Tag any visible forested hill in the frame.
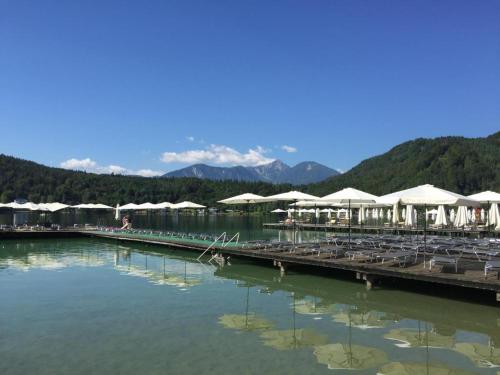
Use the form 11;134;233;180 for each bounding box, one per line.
307;132;500;196
0;155;290;206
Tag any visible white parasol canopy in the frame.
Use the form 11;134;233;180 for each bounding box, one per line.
118;203;141;210
378;184;479;206
72;203;113;209
155;202;173;209
37;202;70;212
135;202;160;210
271;208;287;213
320;187;378;204
171;201;206;209
467;191;500;203
5;202;49;211
218;193;268;204
265;191;320;202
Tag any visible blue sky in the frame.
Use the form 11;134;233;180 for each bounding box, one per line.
1;0;499;176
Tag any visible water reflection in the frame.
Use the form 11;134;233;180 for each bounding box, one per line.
1;239;500;374
384;327;455;349
314;343;388;370
378;361;479;375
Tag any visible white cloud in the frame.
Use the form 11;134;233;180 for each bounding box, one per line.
60;158;97;169
161;144;275;166
60;158;164;177
186;136;195;142
281;145;297;153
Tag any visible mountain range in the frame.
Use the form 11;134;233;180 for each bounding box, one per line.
163;160;340;185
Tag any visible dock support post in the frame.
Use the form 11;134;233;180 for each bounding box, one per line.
496;292;500;302
363;274;377;290
277;261;287;276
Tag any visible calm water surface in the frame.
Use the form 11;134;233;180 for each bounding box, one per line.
1;238;500;374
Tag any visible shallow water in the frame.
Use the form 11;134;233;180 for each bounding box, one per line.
1;238;499;374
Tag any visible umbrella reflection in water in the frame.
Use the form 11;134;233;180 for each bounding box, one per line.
314;307;387;370
259;292;328;350
219;286;274;331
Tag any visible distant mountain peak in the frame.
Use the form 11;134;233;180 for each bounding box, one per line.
163;160;340;185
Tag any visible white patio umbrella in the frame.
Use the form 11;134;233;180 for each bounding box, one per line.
391;204;399;224
118;203;141;210
319;188;377;248
488;203;500;228
6;202;49;211
72;203;113;209
468;191;500;229
470;209;476;224
404;205;414;226
38;202;70;212
218;195;266;240
358;206;366;224
454;206;468;227
264;191;319;247
468;191;500;203
135;202;160;210
379;184;479;207
218;193;268;205
155;202;173;209
435;205;448;226
450;209;456;223
271;208;287;213
171;201;206;209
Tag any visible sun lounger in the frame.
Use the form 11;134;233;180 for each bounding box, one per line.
484;260;500;279
429;255;459;273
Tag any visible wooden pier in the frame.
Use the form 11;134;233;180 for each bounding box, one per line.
78;230;500;299
2;229;500;301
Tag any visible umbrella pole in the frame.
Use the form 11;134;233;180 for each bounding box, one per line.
246;201;250;242
293;200;297;251
348;199;351;250
424;204;427;269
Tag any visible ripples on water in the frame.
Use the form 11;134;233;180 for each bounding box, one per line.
0;238;499;374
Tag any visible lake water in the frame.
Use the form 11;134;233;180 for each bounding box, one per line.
1;238;499;374
0;211;332;242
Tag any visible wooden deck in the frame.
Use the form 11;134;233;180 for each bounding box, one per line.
2;229;500;301
79;231;500;298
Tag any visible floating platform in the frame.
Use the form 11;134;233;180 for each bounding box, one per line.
2;229;500;301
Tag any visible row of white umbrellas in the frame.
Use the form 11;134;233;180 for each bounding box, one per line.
218;186;500;229
117;201;205;211
0;200;207;212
